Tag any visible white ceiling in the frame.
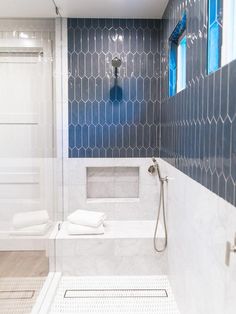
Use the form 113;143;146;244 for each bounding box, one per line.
0;0;168;19
56;0;168;19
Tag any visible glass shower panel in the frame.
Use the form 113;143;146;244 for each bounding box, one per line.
0;19;61;313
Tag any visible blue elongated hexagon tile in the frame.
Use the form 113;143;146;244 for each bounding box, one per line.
68;6;236;208
160;0;236;207
68;18;161;159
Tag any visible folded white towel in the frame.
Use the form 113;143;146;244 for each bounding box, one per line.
67;209;106;228
13;210;49;229
66;222;104;235
10;221;52;236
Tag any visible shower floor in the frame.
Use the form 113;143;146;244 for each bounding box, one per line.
0;277;45;314
49;276;180;314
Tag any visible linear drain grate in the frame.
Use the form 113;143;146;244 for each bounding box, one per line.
64;288;168;299
0;290;35;300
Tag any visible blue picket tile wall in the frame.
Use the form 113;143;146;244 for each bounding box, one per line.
160;0;236;206
68;19;161;158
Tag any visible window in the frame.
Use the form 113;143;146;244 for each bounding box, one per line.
177;35;187;93
208;0;221;73
208;0;236;73
169;12;187;97
221;0;236;66
169;42;177;97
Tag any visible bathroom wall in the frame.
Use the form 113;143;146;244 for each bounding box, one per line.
160;1;236;313
61;158;167;276
63;158;160;220
68;19;161;158
160;0;236;207
160;159;236;314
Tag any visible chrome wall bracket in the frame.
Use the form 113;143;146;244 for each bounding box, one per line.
225;234;236;266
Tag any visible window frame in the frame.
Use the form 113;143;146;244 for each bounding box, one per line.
221;0;236;67
176;32;187;93
207;0;222;74
168;12;187;97
207;0;236;74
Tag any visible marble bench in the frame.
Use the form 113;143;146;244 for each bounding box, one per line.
52;220;167;276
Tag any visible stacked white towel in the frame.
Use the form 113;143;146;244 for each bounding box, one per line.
11;210;51;236
66;209;106;235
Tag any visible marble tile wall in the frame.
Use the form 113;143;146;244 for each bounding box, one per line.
160;0;236;207
87;167;139;198
159;2;236;313
63;158;161;220
160;159;236;314
68;19;161;158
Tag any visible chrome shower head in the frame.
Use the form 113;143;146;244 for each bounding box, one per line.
148;165;156;174
112;57;122;68
148;157;162;181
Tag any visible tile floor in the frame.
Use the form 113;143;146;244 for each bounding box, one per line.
0;277;45;314
50;276;180;314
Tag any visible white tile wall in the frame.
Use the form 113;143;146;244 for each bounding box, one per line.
0;19;55;40
159;159;236;314
58;157;167;276
64;158;162;221
87;167;139;198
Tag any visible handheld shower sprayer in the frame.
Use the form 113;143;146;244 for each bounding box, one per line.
148;157;168;253
148;157;167;183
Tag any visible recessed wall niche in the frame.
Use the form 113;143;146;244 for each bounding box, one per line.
87;167;139;199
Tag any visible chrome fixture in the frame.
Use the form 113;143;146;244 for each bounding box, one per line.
112;57;122;68
225;234;236;266
148;164;156;175
148;157;168;253
112;57;122;77
148;157;168;183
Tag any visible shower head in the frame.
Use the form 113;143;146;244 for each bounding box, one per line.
148;165;156;174
112;57;122;68
148;157;162;181
148;157;158;175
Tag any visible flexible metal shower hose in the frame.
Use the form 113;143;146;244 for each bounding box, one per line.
154;179;168;252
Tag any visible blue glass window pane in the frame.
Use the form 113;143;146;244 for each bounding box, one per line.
169;43;177;96
208;23;220;73
177;36;187;92
169;12;187;96
209;0;217;25
169;12;187;44
208;0;221;74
